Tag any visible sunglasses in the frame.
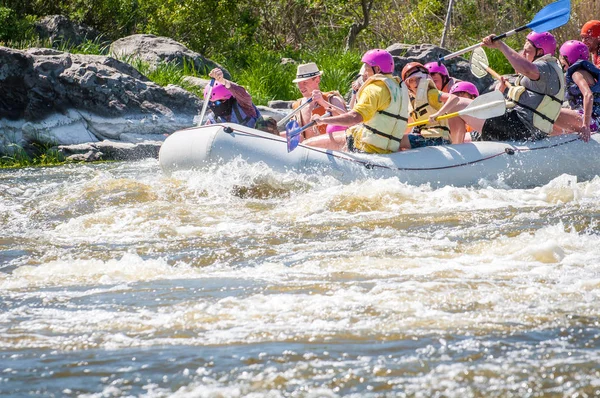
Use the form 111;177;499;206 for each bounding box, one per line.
405;67;428;80
210;100;225;106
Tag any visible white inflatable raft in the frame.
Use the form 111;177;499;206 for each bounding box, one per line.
159;123;600;188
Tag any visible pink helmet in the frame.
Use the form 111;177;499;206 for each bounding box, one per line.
326;125;346;134
204;81;232;101
361;49;394;74
449;81;479;97
424;62;449;77
559;40;590;65
526;31;557;56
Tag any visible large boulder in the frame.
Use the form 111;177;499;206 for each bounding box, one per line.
387;43;494;95
35;15;102;47
110;34;230;78
0;46;201;153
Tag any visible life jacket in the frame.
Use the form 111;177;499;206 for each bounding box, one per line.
409;78;451;140
293;91;345;136
594;52;600;69
209;100;261;128
350;74;408;153
505;55;565;134
565;59;600;118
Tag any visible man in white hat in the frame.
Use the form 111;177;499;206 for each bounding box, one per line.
290;62;347;140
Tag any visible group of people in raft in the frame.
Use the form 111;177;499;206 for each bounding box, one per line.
202;20;600;155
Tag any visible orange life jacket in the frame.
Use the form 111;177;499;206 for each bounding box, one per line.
292;91;345;136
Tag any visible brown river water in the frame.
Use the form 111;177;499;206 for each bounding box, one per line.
1;158;599;397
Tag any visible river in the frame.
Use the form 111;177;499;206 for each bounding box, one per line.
1;159;599;397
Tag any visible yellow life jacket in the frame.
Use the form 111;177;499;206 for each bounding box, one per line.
409;78;451;140
353;74;408;153
505;55;565;134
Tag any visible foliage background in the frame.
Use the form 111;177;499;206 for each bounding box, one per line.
0;0;598;104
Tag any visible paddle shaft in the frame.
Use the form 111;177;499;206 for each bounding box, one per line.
408;111;462;128
407;91;506;127
475;59;507;82
473;58;513;88
440;0;570;62
441;27;526;62
277;98;313;128
407;102;500;127
198;78;215;126
288;111;331;138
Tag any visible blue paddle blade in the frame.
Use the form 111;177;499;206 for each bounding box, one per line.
285;120;301;152
528;0;570;32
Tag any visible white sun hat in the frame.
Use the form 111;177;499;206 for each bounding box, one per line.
292;62;323;83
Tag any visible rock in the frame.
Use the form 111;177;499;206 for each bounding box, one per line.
110;34;230;78
0;46;202;154
256;106;289;123
268;100;294;109
58;140;162;161
181;76;211;90
386;43;414;57
66;149;103;162
387;43;494;95
35;15;102;47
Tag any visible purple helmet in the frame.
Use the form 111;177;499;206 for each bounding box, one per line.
424;62;449;77
527;31;557;56
449;81;479;97
204;81;232;101
361;49;394;74
559;40;590;65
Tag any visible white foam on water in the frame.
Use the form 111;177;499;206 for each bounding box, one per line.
3;220;599;352
0;253;195;290
3;160;600;395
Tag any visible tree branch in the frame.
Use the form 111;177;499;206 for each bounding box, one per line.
344;0;374;52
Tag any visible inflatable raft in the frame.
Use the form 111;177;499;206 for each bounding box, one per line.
159;123;600;188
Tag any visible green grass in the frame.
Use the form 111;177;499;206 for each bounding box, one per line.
0;143;65;168
483;37;521;75
0;37;53;49
234;53;297;105
1;36;110;55
122;47;362;106
229;47;362;105
125;57;204;97
57;36;111;55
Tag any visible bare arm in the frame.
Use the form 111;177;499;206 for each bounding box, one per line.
312;91;347;116
314;110;363;127
209;67;257;117
429;92;460;122
573;71;593;128
482;35;540;80
226;82;257;117
328;94;348;114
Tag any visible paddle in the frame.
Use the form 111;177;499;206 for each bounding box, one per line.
285;120;301;152
407;90;506;127
286;112;331;152
198;78;215;126
439;0;571;62
470;47;511;86
277;98;313;129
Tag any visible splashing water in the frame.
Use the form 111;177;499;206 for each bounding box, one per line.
1;159;600;397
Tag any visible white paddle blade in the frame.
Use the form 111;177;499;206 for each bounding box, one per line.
470;48;489;79
458;91;506;120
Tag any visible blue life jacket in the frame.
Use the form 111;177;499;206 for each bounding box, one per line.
208;100;261;128
565;59;600;118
